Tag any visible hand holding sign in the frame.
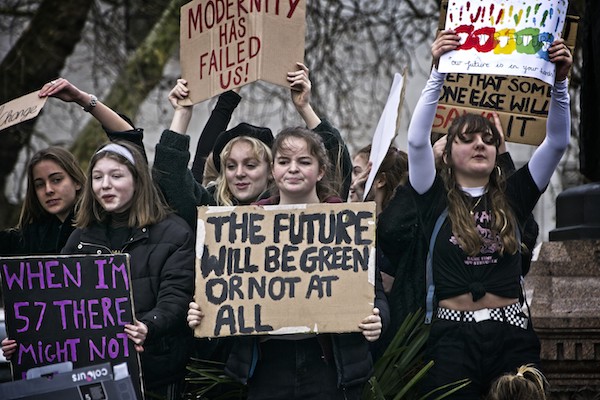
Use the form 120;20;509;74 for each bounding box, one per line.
38;78;89;104
289;62;311;111
1;338;17;360
0;91;47;132
359;308;382;342
432;30;461;68
187;301;204;329
548;38;573;82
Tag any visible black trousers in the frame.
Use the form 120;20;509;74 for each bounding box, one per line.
247;338;362;400
420;318;541;399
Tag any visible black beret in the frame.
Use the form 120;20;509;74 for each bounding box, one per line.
212;123;274;172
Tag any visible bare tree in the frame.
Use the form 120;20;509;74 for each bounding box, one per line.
0;0;91;227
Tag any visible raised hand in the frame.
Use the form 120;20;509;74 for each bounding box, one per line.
431;30;461;68
548;38;573;82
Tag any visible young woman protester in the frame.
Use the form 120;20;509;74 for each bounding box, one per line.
58;141;195;400
188;127;388;400
153;62;352;229
406;31;572;398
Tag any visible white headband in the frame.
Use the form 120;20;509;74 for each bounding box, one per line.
96;143;135;165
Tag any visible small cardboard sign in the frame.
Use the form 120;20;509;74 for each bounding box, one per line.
0;91;47;132
0;254;144;400
194;202;377;338
180;0;306;104
434;0;578;145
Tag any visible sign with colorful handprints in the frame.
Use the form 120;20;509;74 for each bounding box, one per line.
438;0;569;85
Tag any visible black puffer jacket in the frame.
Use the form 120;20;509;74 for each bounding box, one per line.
61;213;195;388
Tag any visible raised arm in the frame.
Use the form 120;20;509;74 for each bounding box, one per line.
290;62;353;198
39;78;134;132
528;39;572;190
153;80;214;230
407;30;460;194
289;62;321;129
191;89;242;182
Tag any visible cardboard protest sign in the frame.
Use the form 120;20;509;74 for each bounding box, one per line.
0;254;144;400
194;202;377;338
433;0;578;145
435;74;551;145
438;0;569;86
180;0;306;104
0;91;47;132
363;72;406;201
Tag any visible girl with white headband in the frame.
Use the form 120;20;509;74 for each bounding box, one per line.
60;140;194;400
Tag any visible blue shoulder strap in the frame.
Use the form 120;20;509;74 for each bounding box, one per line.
425;207;448;324
424;208;525;324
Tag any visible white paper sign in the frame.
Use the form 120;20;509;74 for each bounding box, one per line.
363;72;405;201
438;0;569;85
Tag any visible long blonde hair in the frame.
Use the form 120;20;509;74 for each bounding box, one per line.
442;114;518;256
214;136;272;206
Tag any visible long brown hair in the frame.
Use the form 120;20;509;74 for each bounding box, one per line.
75;141;168;228
18;147;85;229
273;127;337;201
442;114;518;256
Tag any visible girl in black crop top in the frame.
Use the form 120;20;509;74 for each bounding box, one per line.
406;30;573;399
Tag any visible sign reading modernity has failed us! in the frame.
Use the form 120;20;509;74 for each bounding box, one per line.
0;254;143;399
180;0;306;104
194;202;377;338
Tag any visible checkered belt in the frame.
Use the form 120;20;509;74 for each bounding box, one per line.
436;302;528;329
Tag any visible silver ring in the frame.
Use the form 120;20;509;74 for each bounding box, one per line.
50;80;56;85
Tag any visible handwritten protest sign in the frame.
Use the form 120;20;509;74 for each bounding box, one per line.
194;202;377;338
433;0;578;145
364;72;405;201
435;73;551;145
0;254;143;400
180;0;306;104
0;91;47;132
438;0;569;85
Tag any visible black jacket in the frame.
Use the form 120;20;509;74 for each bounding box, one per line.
61;213;195;388
0;212;76;256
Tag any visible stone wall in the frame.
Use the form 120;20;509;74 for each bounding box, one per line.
526;240;600;399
